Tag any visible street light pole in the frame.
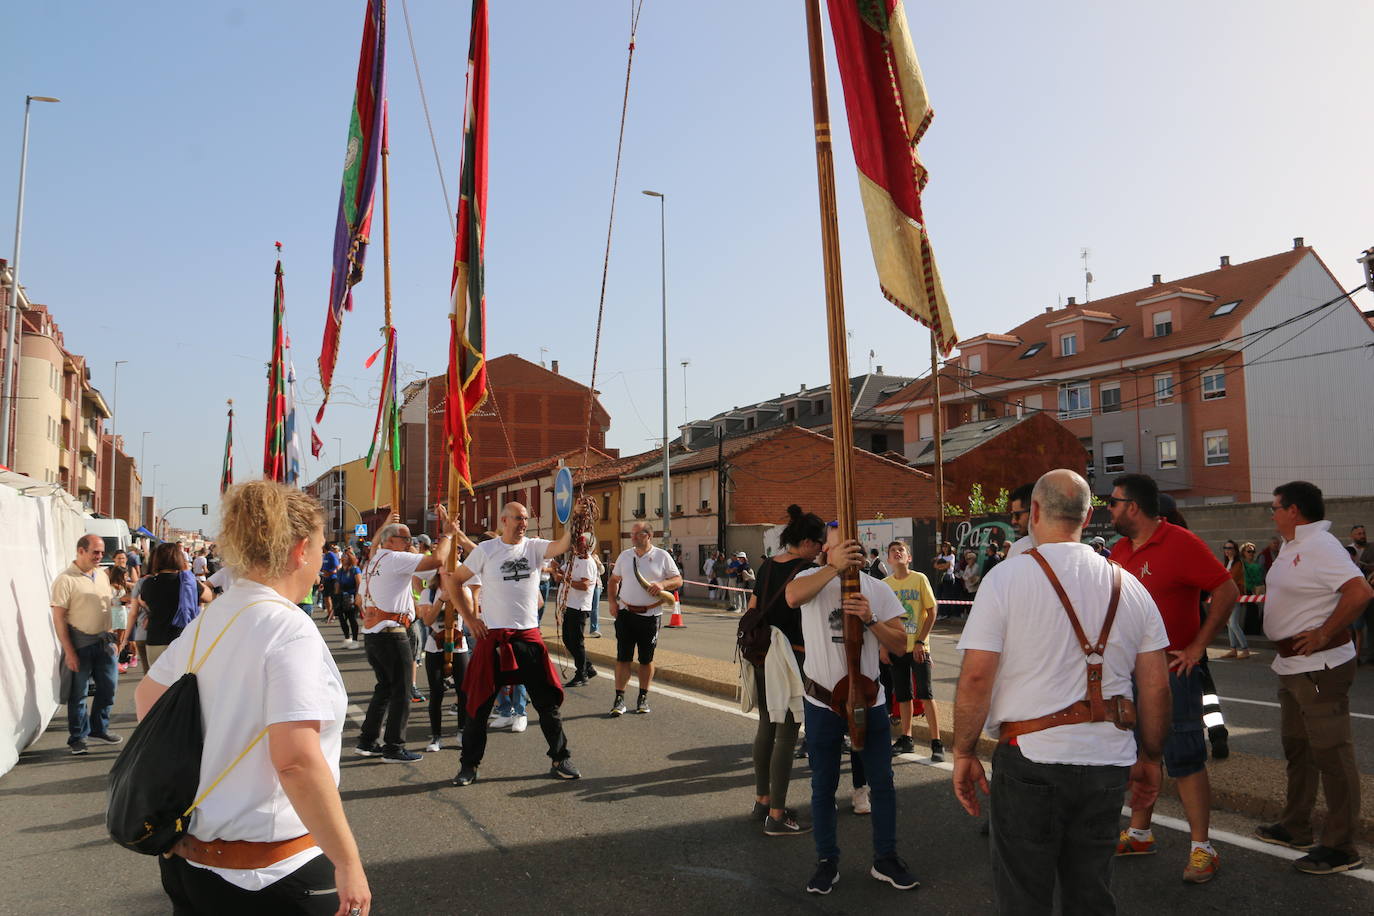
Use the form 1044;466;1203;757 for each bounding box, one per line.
108;359;126;515
332;436;343;539
680;359;690;425
642;189;670;550
139;431;149;493
0;95;60;466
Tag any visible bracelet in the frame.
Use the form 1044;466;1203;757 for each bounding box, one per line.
863;617;876;628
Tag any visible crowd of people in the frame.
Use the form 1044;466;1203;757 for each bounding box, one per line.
48;467;1374;913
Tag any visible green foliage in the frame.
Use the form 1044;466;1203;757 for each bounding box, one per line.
944;483;1009;518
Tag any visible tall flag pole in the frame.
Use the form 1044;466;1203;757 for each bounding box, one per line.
315;0;387;431
284;343;304;487
220;399;234;494
447;0;489;503
363;327;401;503
824;0;957;355
264;245;288;482
803;0;876;751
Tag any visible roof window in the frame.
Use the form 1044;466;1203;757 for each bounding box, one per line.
1102;325;1127;341
1210;299;1240;317
1020;342;1046;359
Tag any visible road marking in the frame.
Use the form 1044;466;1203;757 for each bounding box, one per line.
655;682;1374;883
1219;695;1374;722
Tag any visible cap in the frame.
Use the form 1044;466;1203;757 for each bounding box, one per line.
1090;536;1106;546
735;551;747;557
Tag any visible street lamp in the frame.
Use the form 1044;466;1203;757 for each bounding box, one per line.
642;189;670;550
332;436;343;538
680;358;690;425
0;95;61;465
108;359;127;515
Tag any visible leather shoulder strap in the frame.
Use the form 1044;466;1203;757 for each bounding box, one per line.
1094;562;1123;654
1026;548;1093;656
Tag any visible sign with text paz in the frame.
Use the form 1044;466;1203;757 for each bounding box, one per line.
555;466;574;525
354;524;368;537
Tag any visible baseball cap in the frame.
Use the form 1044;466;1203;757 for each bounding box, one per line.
735;551;746;557
1090;536;1106;546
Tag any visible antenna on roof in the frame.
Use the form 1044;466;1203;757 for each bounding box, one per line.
1081;247;1093;302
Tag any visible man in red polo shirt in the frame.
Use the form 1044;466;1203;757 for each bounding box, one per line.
1108;473;1239;884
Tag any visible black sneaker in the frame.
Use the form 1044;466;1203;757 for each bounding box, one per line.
1254;823;1316;851
635;696;651;715
891;735;915;755
381;745;422;763
69;740;88;756
410;686;425;703
551;758;581;780
871;855;920;890
452;764;479;786
763;814;811;836
563;676;588;688
1293;846;1363;875
610;697;627;717
1209;725;1230;760
585;666;598;679
750;801;769;821
807;858;839;894
354;741;383;757
930;739;945;763
87;732;123;746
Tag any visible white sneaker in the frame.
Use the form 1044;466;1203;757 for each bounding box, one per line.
342;639;356;649
851;786;871;815
490;714;514;730
511;715;528;733
425;737;441;752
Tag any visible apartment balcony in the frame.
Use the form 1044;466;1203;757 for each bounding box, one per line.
80;424;99;455
79;463;97;494
61;399;73;422
58;448;72;470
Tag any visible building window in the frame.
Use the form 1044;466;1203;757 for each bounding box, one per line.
1020;342;1046;359
1103;441;1125;474
636;491;646;516
1154;374;1174;404
871;433;889;453
1153;311;1173;337
1057;380;1091;419
1204;429;1229;466
745;416;756;430
1080;437;1095;477
1102;325;1128;341
1157;435;1178;469
1100;383;1121;413
785;405;796;421
698;477;709;508
1060;333;1077;357
918;412;933;440
1210;300;1240;317
1201;370;1226;400
967;354;982;373
1024;394;1043;412
813;399;826;414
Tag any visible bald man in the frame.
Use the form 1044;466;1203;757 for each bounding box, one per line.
607;521;682;716
444;502;578;786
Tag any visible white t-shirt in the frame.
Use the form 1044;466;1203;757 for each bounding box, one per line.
1264;520;1363;675
460;538;551;630
612;546;681;615
796;568;905;710
147;580;346;890
192;556;208;578
561;557;597;612
958;542;1168;767
360;549;425;633
1004;534;1035;559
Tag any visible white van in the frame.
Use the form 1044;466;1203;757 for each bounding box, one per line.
85;517;131;566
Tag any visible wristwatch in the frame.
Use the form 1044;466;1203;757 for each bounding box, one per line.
863;616;876;628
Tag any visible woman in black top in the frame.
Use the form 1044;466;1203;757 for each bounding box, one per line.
335;550;361;646
138;542;211;667
749;504;826;837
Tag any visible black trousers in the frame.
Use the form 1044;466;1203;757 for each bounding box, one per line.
562;608;591;676
461;639;570;767
424;649;469;736
159;852;336;915
360;629;413;748
335;592;359;641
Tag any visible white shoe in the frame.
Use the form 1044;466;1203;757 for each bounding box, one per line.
851;786;871;815
342;639;356;649
511;715;528;733
490;714;514;730
425;737;442;752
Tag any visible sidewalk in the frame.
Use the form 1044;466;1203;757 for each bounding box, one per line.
547;601;1374;844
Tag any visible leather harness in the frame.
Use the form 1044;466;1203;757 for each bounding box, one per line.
998;549;1137;743
173;833;316;870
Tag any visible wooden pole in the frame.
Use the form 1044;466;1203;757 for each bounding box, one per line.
930;334;946;552
380;139;401;516
804;0;872;750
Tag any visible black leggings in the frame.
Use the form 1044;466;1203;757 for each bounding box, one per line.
562;608;591;676
424;649;469;736
335;592;359;641
159;851;336;915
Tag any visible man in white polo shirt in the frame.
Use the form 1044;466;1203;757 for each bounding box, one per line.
444;501;578;787
51;534;120;755
607;521;682;717
353;505;456;764
1254;481;1372;875
953;470;1171;914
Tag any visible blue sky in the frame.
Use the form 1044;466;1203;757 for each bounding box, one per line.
5;1;1372;527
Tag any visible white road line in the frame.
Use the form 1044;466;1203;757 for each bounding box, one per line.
1219;695;1374;722
654;682;1373;882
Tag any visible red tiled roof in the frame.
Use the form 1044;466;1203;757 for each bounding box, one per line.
471;445;613;489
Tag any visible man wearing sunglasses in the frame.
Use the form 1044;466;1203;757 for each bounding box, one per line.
1002;483;1036;559
51;534;119;755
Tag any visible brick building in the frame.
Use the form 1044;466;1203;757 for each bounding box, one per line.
460;446;613;539
98;434;142;530
908;412;1088;507
876;242;1374;503
399;354;611;535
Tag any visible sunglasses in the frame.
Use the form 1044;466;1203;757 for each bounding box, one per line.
1106;496;1135;507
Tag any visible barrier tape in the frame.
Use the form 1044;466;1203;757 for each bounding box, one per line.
681;578;1267;604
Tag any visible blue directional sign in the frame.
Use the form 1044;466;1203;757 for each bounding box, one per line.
354;524;368;537
554;466;574;525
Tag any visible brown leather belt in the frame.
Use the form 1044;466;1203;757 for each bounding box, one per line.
361;606;414;629
173;833;316;870
619;602;657;613
1275;628;1351;658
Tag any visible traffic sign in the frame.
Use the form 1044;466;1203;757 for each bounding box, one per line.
554;466;574;525
354;524;368;537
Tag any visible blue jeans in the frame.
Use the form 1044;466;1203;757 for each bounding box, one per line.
67;639;118;744
497;684;528;717
590;584;601;633
804;700;896;863
1225;604;1249;650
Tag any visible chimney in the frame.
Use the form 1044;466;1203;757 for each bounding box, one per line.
1067;296;1077;306
550;359;559;374
1044;306;1054;314
1152;274;1162;285
876;365;884;374
1293;237;1304;249
799;384;805;393
1219;255;1230;267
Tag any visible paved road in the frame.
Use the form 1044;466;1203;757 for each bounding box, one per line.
3;614;1372;914
657;605;1374;770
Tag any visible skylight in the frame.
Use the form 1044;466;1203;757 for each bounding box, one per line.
1020;342;1046;359
1210;299;1240;317
1102;325;1128;341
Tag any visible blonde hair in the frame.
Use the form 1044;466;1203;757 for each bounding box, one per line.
219;480;324;579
